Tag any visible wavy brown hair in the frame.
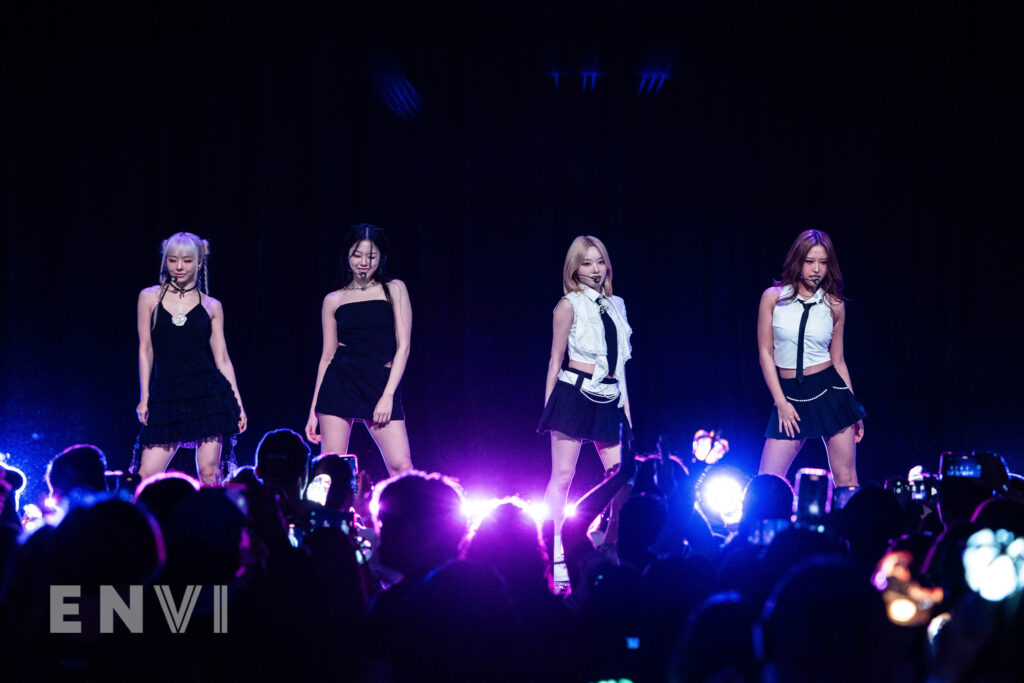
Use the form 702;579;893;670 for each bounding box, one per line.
774;229;845;304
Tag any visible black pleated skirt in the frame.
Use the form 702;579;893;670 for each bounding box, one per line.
538;380;632;444
765;366;866;440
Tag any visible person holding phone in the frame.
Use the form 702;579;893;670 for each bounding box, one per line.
756;229;865;486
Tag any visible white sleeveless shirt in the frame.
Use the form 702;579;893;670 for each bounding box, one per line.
558;287;632;407
772;285;833;369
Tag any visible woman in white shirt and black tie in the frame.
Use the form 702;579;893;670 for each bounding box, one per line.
756;229;865;486
538;235;633;528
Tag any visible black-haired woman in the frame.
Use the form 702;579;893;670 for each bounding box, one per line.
306;224;413;475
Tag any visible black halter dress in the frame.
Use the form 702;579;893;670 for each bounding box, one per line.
136;299;241;450
315;298;405;422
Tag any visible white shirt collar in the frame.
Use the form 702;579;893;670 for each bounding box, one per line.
782;284;825;304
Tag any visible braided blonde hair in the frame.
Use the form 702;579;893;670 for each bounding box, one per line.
152;232;211;329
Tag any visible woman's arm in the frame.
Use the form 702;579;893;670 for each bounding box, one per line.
136;289;157;424
828;299;854;392
621;369;632;427
616;296;632;426
208;298;247;432
758;287;800;438
373;280;412;425
828;299;864;442
544;298;574;404
306;292;340;442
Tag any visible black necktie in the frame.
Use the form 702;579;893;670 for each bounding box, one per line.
796;301;815;384
596;297;618;373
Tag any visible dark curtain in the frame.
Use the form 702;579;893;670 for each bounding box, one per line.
3;0;1021;504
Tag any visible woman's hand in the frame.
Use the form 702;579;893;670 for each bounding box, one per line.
136;400;149;425
853;419;865;443
776;400;801;438
238;408;248;433
373;394;394;426
305;413;321;444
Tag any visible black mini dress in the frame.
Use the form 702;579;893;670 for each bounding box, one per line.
315;298;405;422
137;300;241;448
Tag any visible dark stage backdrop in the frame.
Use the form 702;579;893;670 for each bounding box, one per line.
3;1;1022;506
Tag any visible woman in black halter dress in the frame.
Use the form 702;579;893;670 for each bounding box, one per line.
306;224;413;475
135;232;246;485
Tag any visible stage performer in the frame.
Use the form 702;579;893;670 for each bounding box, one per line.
539;235;633;528
756;228;865;485
135;232;246;485
306;224;413;475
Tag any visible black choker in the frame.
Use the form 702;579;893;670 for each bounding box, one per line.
170;283;197;298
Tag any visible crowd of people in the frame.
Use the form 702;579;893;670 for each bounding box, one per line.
1;433;1021;683
0;228;1018;680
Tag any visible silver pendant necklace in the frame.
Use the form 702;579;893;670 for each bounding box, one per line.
168;282;197;326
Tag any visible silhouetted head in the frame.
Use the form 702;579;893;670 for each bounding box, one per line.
52;497;165;586
255;428;311;500
759;557;896;683
46;444;108;500
739;474;795;538
133;471;201;531
373;471;466;578
671;591;760;683
838;486;908;567
463;499;547;588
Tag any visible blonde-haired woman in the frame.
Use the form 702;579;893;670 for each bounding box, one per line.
135;232;246;484
538;235;633;528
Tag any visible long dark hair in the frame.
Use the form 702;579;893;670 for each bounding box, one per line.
341;223;394;302
774;229;845;305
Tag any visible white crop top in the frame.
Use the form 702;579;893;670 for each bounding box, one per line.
772;285;833;369
558;287;632;407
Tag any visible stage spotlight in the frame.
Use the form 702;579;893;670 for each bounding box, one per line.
525;500;550;523
692;430;729;464
696;466;749;526
962;528;1024;602
461;497;500;522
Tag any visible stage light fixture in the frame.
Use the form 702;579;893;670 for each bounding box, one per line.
695;466;749;526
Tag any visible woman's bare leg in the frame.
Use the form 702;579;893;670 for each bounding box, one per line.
195;436;224;485
368;419;413;476
544;431;583;528
138;443;179;480
758;438;806;481
319;413;355;456
824;425;859;487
